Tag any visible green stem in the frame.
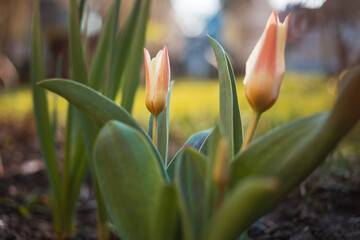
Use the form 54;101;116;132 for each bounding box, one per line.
152;114;158;148
241;111;261;150
90;177;110;240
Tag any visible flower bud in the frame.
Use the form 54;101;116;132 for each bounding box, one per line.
243;11;291;113
144;46;170;116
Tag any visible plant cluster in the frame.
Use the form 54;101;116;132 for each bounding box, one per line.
31;1;360;239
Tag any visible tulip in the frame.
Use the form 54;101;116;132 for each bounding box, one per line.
244;10;290;113
242;11;291;150
143;46;170;148
144;46;170;116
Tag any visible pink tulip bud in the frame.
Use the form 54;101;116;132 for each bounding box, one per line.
144;46;170;116
244;11;291;113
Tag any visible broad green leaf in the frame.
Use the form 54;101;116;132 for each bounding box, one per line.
208;36;243;156
230;113;327;186
226;65;360;233
175;147;207;240
31;1;62;228
94;120;165;240
198;128;215;156
187;128;214;152
120;0;151;112
88;0;119;90
77;114;110;235
151;185;178;240
148;81;174;165
167;128;213;180
325;64;360;139
39;79;142;132
203;125;223;223
167;148;184;181
201;177;279;240
38;79;168;180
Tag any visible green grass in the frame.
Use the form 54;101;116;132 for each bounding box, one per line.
0;73;335;143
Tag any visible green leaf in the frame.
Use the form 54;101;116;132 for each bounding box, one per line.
88;0;119;90
231;66;360;186
31;0;62;229
188;128;215;152
167;128;213;180
207;36;243;156
198;128;215;155
78;0;86;22
38;79;168;180
51;55;63;137
69;0;87;84
167;149;184;181
107;0;140;99
203;125;223;222
78;115;110;236
148;81;174;165
175;147;207;240
119;0;151;112
94;120;165;239
230;113;328;186
226;54;243;154
201;177;279;240
108;0;151;111
79;4;121;234
150;185;179;240
65;2;94;232
39;79;142;132
325;64;360;139
226;65;360;233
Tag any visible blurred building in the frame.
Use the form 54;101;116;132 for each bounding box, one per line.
284;0;360;75
0;0;359;86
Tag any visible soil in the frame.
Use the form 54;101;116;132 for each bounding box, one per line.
0;117;359;240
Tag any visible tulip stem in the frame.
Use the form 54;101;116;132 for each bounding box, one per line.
152;114;158;147
241;111;261;150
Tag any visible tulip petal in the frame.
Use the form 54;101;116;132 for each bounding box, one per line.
153;49;164;89
160;46;170;95
144;48;153;88
255;10;278;76
143;46;170;115
243;10;291;113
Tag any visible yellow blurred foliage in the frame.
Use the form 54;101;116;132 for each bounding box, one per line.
0;73;334;142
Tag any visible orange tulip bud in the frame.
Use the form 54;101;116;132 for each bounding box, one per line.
244;10;291;113
144;46;170;116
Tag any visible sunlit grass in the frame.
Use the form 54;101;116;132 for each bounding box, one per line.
133;72;335;142
0;73;335;143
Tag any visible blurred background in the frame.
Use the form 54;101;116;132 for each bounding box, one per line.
0;0;359;149
0;0;359;85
